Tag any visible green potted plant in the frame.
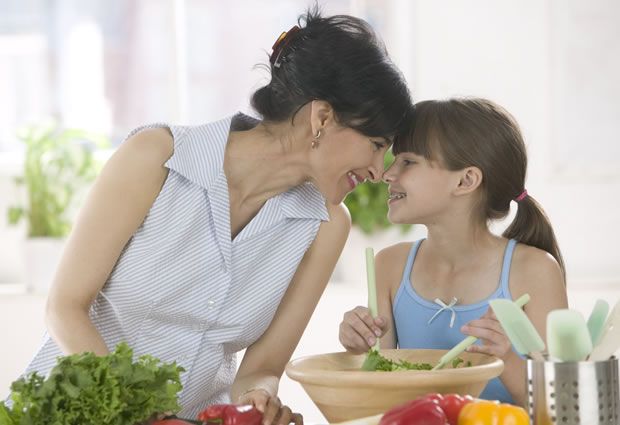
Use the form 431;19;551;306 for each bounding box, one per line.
7;122;108;292
344;151;411;235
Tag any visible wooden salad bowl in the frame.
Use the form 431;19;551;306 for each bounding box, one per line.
285;349;504;422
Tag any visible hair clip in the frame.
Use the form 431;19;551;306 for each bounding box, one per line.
270;25;301;68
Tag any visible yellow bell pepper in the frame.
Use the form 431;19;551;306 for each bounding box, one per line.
458;400;530;425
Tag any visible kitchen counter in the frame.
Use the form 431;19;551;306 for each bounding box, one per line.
1;281;619;422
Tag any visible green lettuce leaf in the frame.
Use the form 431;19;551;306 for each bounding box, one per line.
0;342;184;425
362;349;471;371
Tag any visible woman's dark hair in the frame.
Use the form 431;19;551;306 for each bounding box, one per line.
394;98;566;281
251;7;412;140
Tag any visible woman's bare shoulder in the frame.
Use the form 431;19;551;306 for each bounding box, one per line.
120;127;174;164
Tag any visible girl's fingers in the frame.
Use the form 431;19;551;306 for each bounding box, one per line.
342;308;379;347
463;327;512;357
463;325;510;347
467;343;498;356
339;320;371;353
462;326;502;345
374;316;386;328
464;318;505;336
462;308;513;357
339;307;390;353
470;340;512;357
348;333;372;352
352;306;383;337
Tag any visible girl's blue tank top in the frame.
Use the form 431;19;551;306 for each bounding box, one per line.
393;239;517;403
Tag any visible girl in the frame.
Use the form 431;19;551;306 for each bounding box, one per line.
338;98;568;406
13;8;412;424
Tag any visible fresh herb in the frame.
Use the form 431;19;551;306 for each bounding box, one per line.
0;342;184;425
452;357;464;368
361;349;471;372
391;359;433;371
361;349;432;371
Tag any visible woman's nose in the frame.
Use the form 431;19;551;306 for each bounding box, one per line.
367;153;387;183
367;167;383;183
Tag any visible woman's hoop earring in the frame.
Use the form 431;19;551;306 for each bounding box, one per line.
312;130;321;149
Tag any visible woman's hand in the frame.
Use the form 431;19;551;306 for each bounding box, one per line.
238;389;303;425
339;306;389;354
461;307;512;358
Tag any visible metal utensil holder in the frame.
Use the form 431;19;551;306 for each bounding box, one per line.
527;357;619;424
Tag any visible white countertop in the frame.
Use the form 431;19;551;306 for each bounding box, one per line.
1;281;619;422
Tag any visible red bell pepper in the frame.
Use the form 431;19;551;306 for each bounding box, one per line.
420;393;474;425
197;404;262;425
379;398;448;425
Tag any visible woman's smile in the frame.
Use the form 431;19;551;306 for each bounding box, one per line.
346;171;365;191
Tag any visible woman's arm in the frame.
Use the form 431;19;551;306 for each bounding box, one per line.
231;202;351;400
45;128;173;355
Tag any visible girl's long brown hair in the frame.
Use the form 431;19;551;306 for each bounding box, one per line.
394;98;565;281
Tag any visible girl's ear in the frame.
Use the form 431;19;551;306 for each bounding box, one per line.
454;166;483;196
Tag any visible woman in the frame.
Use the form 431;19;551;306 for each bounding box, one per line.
18;8;412;425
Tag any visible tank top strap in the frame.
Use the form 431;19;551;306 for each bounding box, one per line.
393;239;424;309
498;239;518;296
403;239;424;280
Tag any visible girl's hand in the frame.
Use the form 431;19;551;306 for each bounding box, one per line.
339;306;389;354
238;389;303;425
461;307;512;358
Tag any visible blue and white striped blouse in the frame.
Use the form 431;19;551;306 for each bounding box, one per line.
18;114;329;418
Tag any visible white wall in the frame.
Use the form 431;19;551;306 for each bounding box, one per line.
0;157;25;283
1;0;618;288
391;0;620;288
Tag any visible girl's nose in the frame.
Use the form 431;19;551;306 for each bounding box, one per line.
382;164;396;183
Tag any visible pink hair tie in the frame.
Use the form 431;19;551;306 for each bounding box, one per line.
515;189;528;202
